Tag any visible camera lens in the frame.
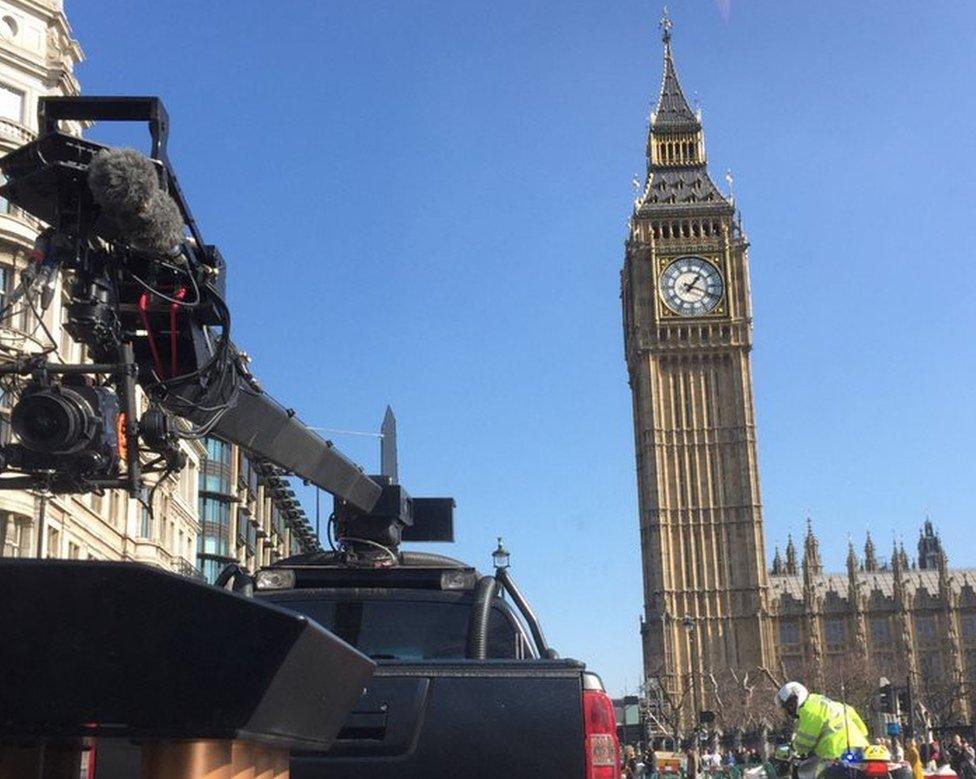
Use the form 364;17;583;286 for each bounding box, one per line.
11;389;90;454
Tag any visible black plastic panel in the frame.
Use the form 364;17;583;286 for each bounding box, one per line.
0;560;374;749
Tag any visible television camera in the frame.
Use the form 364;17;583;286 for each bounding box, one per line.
0;96;452;557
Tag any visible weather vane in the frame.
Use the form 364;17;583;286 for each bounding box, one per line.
659;6;672;44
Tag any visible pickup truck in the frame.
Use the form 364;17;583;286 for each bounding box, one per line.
254;549;621;779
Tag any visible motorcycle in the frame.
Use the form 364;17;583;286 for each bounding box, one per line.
744;745;914;779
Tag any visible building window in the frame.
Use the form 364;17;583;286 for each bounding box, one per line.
247;521;257;554
779;620;800;645
0;82;23;122
67;541;80;560
870;616;892;643
202;437;233;495
825;618;846;646
46;526;59;557
919;652;942;680
198;496;231;556
0;266;9;319
915;614;936;642
140;503;152;539
966;648;976;678
960;613;976;638
199;557;222;583
0;16;18;42
205;437;232;465
1;512;31;557
872;653;895;674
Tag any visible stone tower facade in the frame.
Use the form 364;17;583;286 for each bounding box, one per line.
622;13;772;715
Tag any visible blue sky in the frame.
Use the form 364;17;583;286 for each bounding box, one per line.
67;1;976;694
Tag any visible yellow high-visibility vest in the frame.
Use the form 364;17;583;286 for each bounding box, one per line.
792;693;869;759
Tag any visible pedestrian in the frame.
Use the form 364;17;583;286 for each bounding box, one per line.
905;739;924;779
892;738;905;762
929;741;942;771
687;746;700;779
959;740;976;779
624;745;640;779
948;735;965;775
920;740;931;767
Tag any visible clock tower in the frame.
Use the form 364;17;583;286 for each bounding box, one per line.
621;12;773;712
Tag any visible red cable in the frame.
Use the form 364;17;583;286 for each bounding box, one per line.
138;292;166;380
170;286;186;378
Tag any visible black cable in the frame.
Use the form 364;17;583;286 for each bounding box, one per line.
23;288;62;363
126;263;201;307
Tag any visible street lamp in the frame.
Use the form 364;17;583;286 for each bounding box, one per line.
492;537;510;571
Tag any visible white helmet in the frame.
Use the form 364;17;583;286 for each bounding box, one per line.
776;682;809;713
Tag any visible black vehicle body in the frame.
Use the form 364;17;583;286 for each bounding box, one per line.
255;552;612;779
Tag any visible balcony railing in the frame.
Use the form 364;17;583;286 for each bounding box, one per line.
0;117;36;147
172;557;205;580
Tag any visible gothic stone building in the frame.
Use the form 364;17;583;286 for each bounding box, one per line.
770;520;975;724
623;16;974;729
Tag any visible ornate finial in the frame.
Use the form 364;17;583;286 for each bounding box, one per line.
725;169;735;204
660;6;672;45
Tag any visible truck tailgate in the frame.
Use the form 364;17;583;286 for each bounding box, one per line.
292;659;586;778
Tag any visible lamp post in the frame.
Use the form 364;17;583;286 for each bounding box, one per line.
492;537;510;572
683;614;700;741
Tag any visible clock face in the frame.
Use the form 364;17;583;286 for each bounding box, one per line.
659;256;724;316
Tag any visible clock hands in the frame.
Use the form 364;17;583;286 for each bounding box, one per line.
682;274;704;295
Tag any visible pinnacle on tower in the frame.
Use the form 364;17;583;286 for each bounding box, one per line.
917;516;944;570
846;540;859;576
785;534;798;575
803;517;823;575
891;537;904;573
898;542;910;571
651;8;700;132
771;545;784;575
863;531;878;572
637;9;729;211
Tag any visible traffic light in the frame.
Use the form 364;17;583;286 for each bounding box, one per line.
879;682;894;714
897;689;911;717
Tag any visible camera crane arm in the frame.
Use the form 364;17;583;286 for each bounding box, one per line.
0;96;381;513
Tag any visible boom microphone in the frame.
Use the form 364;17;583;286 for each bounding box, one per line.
87;147;185;255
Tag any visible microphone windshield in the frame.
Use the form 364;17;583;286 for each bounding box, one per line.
88;147;184;254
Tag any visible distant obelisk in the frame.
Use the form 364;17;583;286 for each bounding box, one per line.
380;406;398;483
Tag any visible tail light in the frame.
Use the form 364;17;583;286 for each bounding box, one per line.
80;737;97;779
862;761;890;777
582;688;620;779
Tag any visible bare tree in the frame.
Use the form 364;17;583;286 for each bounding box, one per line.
646;664;693;745
705;666;782;749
